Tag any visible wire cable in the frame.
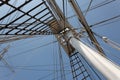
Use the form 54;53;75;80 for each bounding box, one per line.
84;0;93;16
58;42;66;80
67;0;116;19
90;14;120;27
7;40;57;58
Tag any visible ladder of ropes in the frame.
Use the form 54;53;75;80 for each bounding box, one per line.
69;51;92;80
0;0;120;80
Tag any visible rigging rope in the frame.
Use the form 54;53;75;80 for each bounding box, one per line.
78;51;104;80
0;35;34;44
87;0;116;12
0;45;15;73
90;14;120;27
1;0;18;34
67;0;116;19
91;38;120;61
94;32;120;51
69;51;94;80
7;40;57;58
58;43;66;80
87;32;120;62
69;36;120;79
84;0;93;16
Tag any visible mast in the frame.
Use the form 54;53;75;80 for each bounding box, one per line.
46;0;120;79
0;0;120;79
67;31;120;80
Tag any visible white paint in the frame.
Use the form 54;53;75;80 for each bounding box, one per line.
69;37;120;80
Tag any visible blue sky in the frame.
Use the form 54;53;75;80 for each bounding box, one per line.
0;0;120;80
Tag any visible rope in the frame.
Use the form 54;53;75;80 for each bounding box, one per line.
90;14;120;27
94;32;120;51
67;0;116;19
58;43;66;80
78;52;103;80
84;0;93;16
7;40;57;58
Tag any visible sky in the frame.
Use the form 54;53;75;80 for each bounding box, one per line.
0;0;120;80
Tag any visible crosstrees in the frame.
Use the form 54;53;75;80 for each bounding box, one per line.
4;3;48;34
0;0;56;35
0;0;119;80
